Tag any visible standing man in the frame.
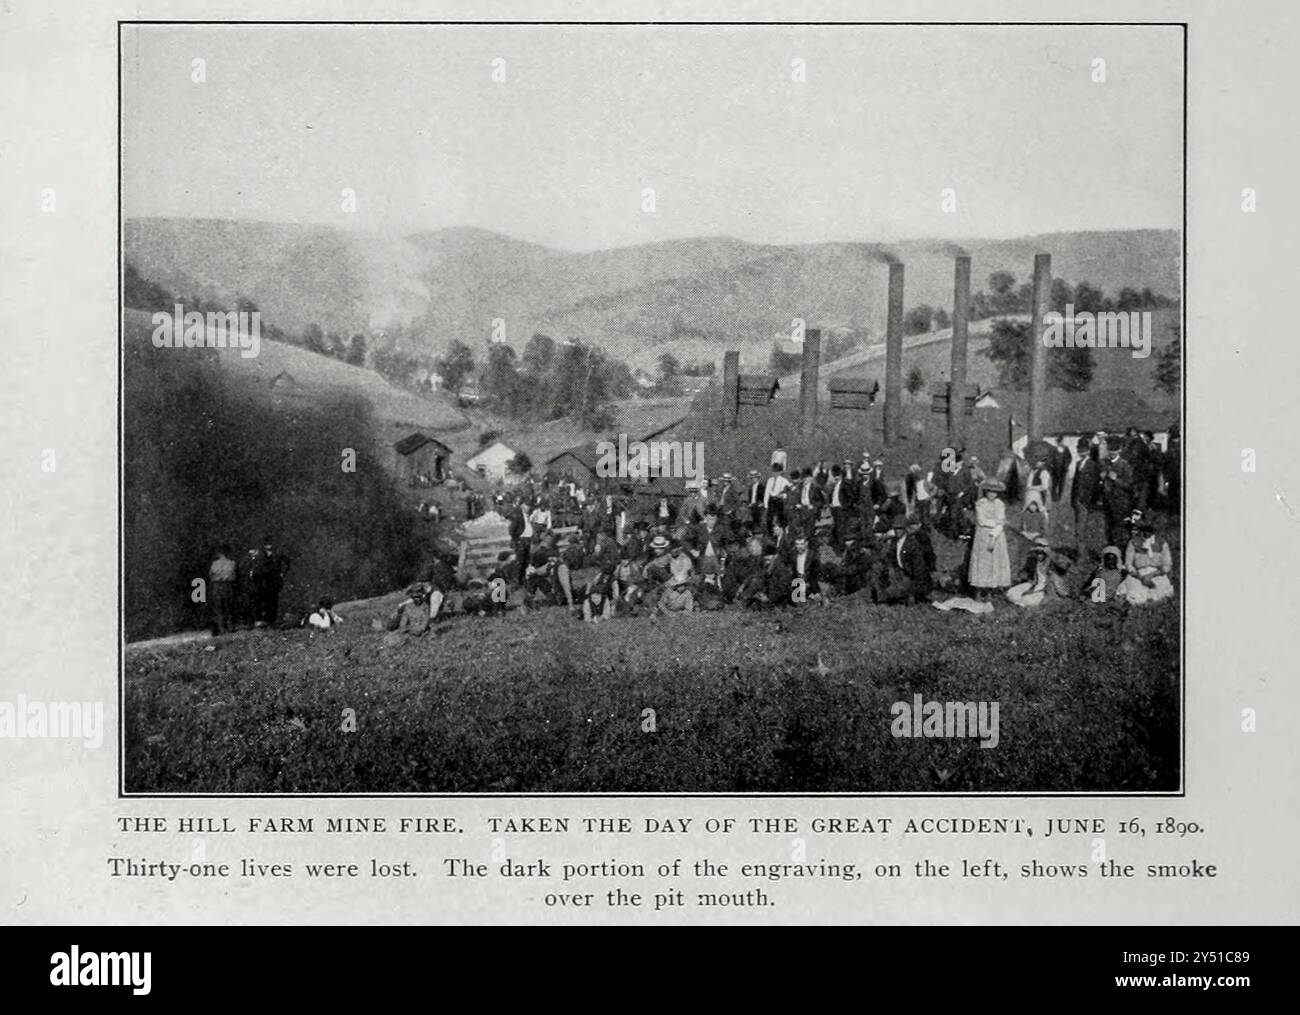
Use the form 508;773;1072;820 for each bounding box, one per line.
208;544;237;635
746;469;765;535
252;537;289;627
763;462;791;535
1101;446;1136;548
1070;444;1101;554
509;497;535;570
827;464;854;548
792;468;824;534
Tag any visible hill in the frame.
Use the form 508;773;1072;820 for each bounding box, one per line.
125;219;1180;372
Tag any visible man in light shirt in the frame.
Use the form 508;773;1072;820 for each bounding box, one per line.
763;462;792;534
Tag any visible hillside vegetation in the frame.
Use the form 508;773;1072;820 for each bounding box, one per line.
125;218;1179;371
123;315;429;640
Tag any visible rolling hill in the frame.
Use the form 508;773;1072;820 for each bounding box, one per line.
125;218;1180;372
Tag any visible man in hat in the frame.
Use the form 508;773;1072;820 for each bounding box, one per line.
791;467;825;533
867;459;889;511
879;517;936;605
689;504;731;563
1101;446;1136;547
1070;443;1102;552
762;461;791;534
875;481;908;537
745;469;765;534
251;537;290;627
826;464;855;548
382;583;433;637
658;541;697;613
715;472;739;519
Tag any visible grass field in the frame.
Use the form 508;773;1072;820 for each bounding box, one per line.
124;591;1180;795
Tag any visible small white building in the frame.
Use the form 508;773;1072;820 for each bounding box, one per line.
465;440;521;482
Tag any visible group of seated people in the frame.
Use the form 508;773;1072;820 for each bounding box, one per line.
371;489;1174;635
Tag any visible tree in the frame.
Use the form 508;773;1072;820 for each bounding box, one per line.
507;452;533;476
345;333;367;367
522;333;556;375
1053;346;1095;392
482;343;521;405
1154;325;1181;395
906;365;925;397
302;323;327;355
932;307;950;330
657;352;680;384
988;271;1016;296
1072;281;1105;314
478;429;500;447
1115;287;1143;311
1050;279;1073;314
904;305;934;336
435;340;476;395
983;318;1094;392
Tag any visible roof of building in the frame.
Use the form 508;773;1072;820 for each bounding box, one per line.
394;432;453;456
466;440;518;466
993;386;1178;436
828;376;880;394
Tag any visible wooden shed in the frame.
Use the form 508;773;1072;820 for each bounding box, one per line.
393;432;452;484
829;376;880;410
737;374;780;406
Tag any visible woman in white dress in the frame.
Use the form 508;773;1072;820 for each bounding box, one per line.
968;479;1011;598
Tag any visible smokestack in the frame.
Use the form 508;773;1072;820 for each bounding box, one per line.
1027;253;1051;439
949;255;971;444
722;350;740;430
799;328;821;433
884;261;904;446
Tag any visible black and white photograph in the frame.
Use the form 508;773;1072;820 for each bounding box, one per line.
120;22;1184;795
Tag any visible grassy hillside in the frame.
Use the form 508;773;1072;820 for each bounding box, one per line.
123;312;435;640
125;218;1180;372
124;592;1179;793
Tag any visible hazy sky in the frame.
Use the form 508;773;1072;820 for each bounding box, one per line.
121;24;1183;251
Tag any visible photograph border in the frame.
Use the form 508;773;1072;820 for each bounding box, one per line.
116;17;1188;799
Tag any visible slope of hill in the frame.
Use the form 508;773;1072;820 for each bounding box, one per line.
123;309;469;441
125;218;1180;372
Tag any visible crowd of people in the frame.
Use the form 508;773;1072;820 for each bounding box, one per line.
205;539;291;635
371;424;1180;633
205;424;1178;636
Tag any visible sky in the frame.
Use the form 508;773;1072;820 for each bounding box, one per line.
121;24;1184;251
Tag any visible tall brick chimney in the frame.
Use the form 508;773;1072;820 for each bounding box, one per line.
722;350;740;429
949;255;971;445
883;262;904;447
799;328;821;433
1027;253;1051;439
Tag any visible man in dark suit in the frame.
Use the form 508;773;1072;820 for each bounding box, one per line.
1101;447;1136;547
745;469;765;535
879;519;935;604
1071;445;1102;552
784;532;821;602
791;468;825;534
508;498;534;572
826;464;855;548
689;505;732;564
